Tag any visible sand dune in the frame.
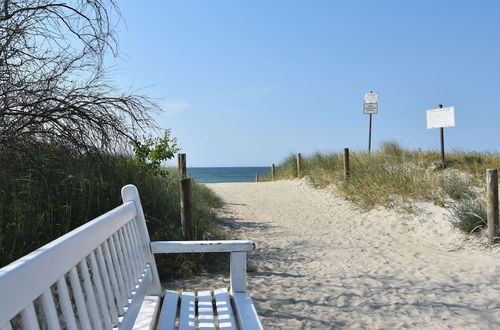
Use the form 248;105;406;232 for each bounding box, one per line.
171;180;500;329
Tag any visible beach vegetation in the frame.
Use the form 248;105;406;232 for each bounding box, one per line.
263;141;498;235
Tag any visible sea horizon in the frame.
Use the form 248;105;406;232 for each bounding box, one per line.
188;166;270;183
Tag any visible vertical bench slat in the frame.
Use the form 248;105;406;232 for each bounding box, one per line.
106;238;128;309
56;278;78;330
40;290;61;330
96;246;120;324
116;229;135;292
89;251;113;329
20;303;40;330
197;291;215;329
112;232;131;294
214;288;236;330
130;219;146;264
101;242;125;316
79;259;103;330
157;290;179;330
121;223;139;281
179;292;196;330
68;267;92;329
127;221;143;277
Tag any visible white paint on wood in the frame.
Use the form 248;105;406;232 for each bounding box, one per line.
132;295;161;330
0;201;136;325
116;229;134;292
157;290;179;330
20;303;40;330
232;293;263;330
230;252;247;294
214;288;236;330
40;290;60;330
197;291;215;329
150;240;255;254
179;292;196;330
68;267;92;329
79;259;103;330
96;245;121;322
0;321;13;330
107;236;129;307
56;277;78;330
121;185;161;295
89;251;113;329
119;265;153;330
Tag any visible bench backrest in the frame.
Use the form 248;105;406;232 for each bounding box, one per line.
0;185;161;329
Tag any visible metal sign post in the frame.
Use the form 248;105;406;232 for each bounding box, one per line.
363;92;378;153
426;104;455;168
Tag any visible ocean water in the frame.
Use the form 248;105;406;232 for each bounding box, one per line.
188;167;270;183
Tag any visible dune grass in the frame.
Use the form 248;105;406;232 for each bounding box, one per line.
262;141;498;234
0;143;224;279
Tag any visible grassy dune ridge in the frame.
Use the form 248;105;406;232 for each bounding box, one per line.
263;142;498;234
0;144;224;278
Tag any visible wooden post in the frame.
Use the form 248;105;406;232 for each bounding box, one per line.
179;178;193;240
296;153;302;178
486;169;499;245
343;148;350;180
272;164;276;181
255;173;259;182
178;153;187;178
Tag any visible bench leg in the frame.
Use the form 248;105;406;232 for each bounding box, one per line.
230;252;246;293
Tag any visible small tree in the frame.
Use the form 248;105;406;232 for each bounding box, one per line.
130;129;180;177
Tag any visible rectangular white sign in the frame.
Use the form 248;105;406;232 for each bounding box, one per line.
363;103;378;114
426;106;455;129
364;92;378;104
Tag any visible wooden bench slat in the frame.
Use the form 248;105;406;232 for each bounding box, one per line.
40;290;61;330
96;245;121;324
89;251;113;329
80;259;103;330
68;267;92;329
157;290;179;330
179;292;196;330
106;237;129;309
56;277;78;330
232;293;263;330
116;229;134;294
197;291;215;329
132;295;161;330
0;321;13;330
21;303;40;330
214;288;236;330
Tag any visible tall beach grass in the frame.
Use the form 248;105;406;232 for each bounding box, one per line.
0;143;224;279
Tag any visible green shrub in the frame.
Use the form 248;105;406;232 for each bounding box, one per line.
448;198;487;234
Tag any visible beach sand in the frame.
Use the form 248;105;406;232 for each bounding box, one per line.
169;180;500;329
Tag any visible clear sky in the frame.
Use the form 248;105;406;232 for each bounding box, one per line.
108;1;500;167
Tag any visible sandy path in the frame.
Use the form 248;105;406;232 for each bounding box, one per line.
172;180;500;329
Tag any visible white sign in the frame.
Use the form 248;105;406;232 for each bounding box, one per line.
364;92;378;104
363;103;378;114
426;106;455;129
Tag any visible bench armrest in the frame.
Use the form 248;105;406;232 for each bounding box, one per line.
150;240;255;254
150;240;254;293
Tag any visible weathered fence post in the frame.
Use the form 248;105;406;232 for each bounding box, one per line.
343;148;350;180
272;164;276;181
178;153;187;178
296;153;302;178
255;173;259;182
486;169;499;245
179;177;193;240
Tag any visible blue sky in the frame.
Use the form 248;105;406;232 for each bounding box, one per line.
108;1;500;167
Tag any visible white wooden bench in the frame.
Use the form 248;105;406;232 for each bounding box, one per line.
0;184;262;329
